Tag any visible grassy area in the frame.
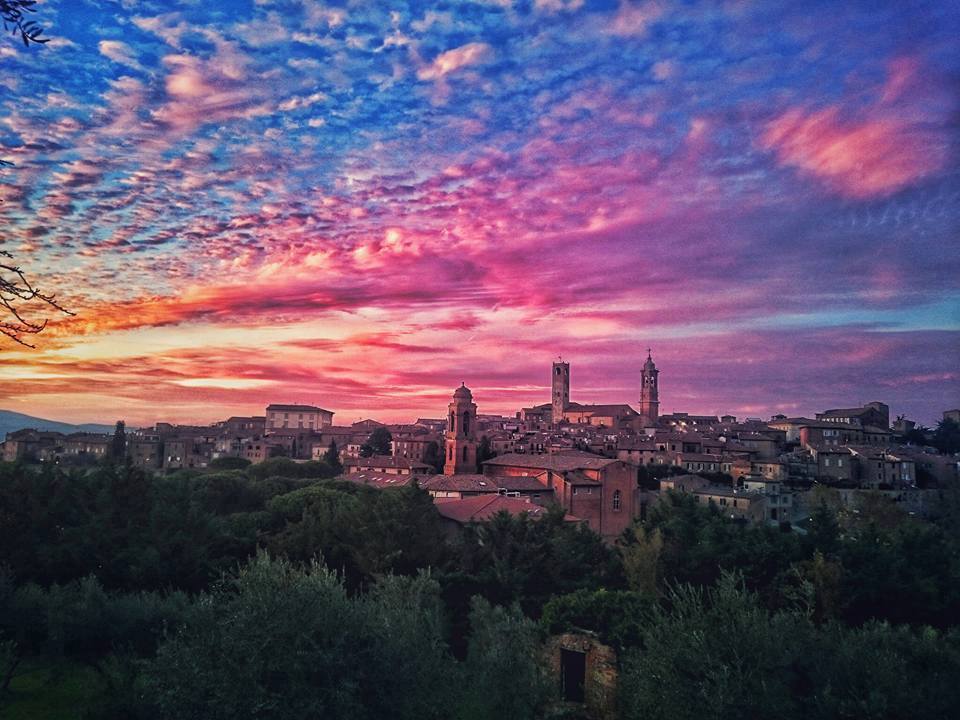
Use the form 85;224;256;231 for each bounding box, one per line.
0;657;106;720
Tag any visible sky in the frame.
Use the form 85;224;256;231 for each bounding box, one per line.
0;0;958;427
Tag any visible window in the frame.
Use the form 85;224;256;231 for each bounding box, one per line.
463;446;468;461
612;490;621;511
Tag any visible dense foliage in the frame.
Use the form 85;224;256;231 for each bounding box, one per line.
2;458;959;718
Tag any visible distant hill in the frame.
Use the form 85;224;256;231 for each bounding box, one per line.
0;410;114;439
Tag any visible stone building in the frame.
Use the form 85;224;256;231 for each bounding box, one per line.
265;404;334;433
816;401;890;429
546;632;618;719
482;451;636;539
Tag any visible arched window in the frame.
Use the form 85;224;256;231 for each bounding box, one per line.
462;411;470;435
463;446;468;461
448;445;453;460
449;412;455;432
613;489;622;511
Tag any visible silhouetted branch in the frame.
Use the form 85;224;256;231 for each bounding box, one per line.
0;250;73;347
1;0;48;46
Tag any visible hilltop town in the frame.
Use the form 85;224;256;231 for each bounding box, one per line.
5;352;958;539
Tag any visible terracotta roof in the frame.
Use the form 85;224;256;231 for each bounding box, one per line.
434;495;552;523
678;452;723;462
564;470;602;486
420;473;551;493
420;474;499;493
267;404;333;413
820;407;871;416
339;472;418;489
692;485;762;499
482;451;618;472
565;403;638;416
344;455;431;470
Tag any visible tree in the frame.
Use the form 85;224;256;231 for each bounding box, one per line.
541;588;653;650
360;426;392;457
903;424;930;446
476;435;496;465
140;553;457;720
322;440;342;475
456;598;548;720
619;524;663;595
208;456;251;471
933;418;960;455
423;440;444;473
111;420;127;461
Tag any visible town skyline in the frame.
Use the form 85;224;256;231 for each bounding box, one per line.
1;0;958;430
2;349;955;429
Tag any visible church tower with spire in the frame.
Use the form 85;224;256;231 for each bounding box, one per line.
639;350;659;425
444;383;478;474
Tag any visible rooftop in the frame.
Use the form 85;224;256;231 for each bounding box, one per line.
339;472;418;489
434;495;554;523
483;451;618;472
266;404;333;413
344;455;431;470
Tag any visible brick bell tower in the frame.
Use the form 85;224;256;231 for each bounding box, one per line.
552;359;570;424
444;383;478;474
639;349;659;425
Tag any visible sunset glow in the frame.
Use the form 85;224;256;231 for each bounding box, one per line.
1;0;957;425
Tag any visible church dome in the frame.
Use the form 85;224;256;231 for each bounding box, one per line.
453;383;473;399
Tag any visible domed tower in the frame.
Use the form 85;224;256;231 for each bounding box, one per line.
444;383;478;474
639;349;659;425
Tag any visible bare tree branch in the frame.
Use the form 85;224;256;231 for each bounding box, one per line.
0;1;67;348
0;249;74;347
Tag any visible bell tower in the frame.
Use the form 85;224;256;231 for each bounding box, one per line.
552;359;570;424
444;383;478;474
639;349;659;425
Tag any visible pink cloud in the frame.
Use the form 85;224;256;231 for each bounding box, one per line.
759;57;950;199
606;1;665;37
760;108;944;199
417;42;493;81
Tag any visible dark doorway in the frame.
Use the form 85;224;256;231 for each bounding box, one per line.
560;648;586;702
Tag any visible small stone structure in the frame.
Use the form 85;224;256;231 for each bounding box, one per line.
545;631;618;720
